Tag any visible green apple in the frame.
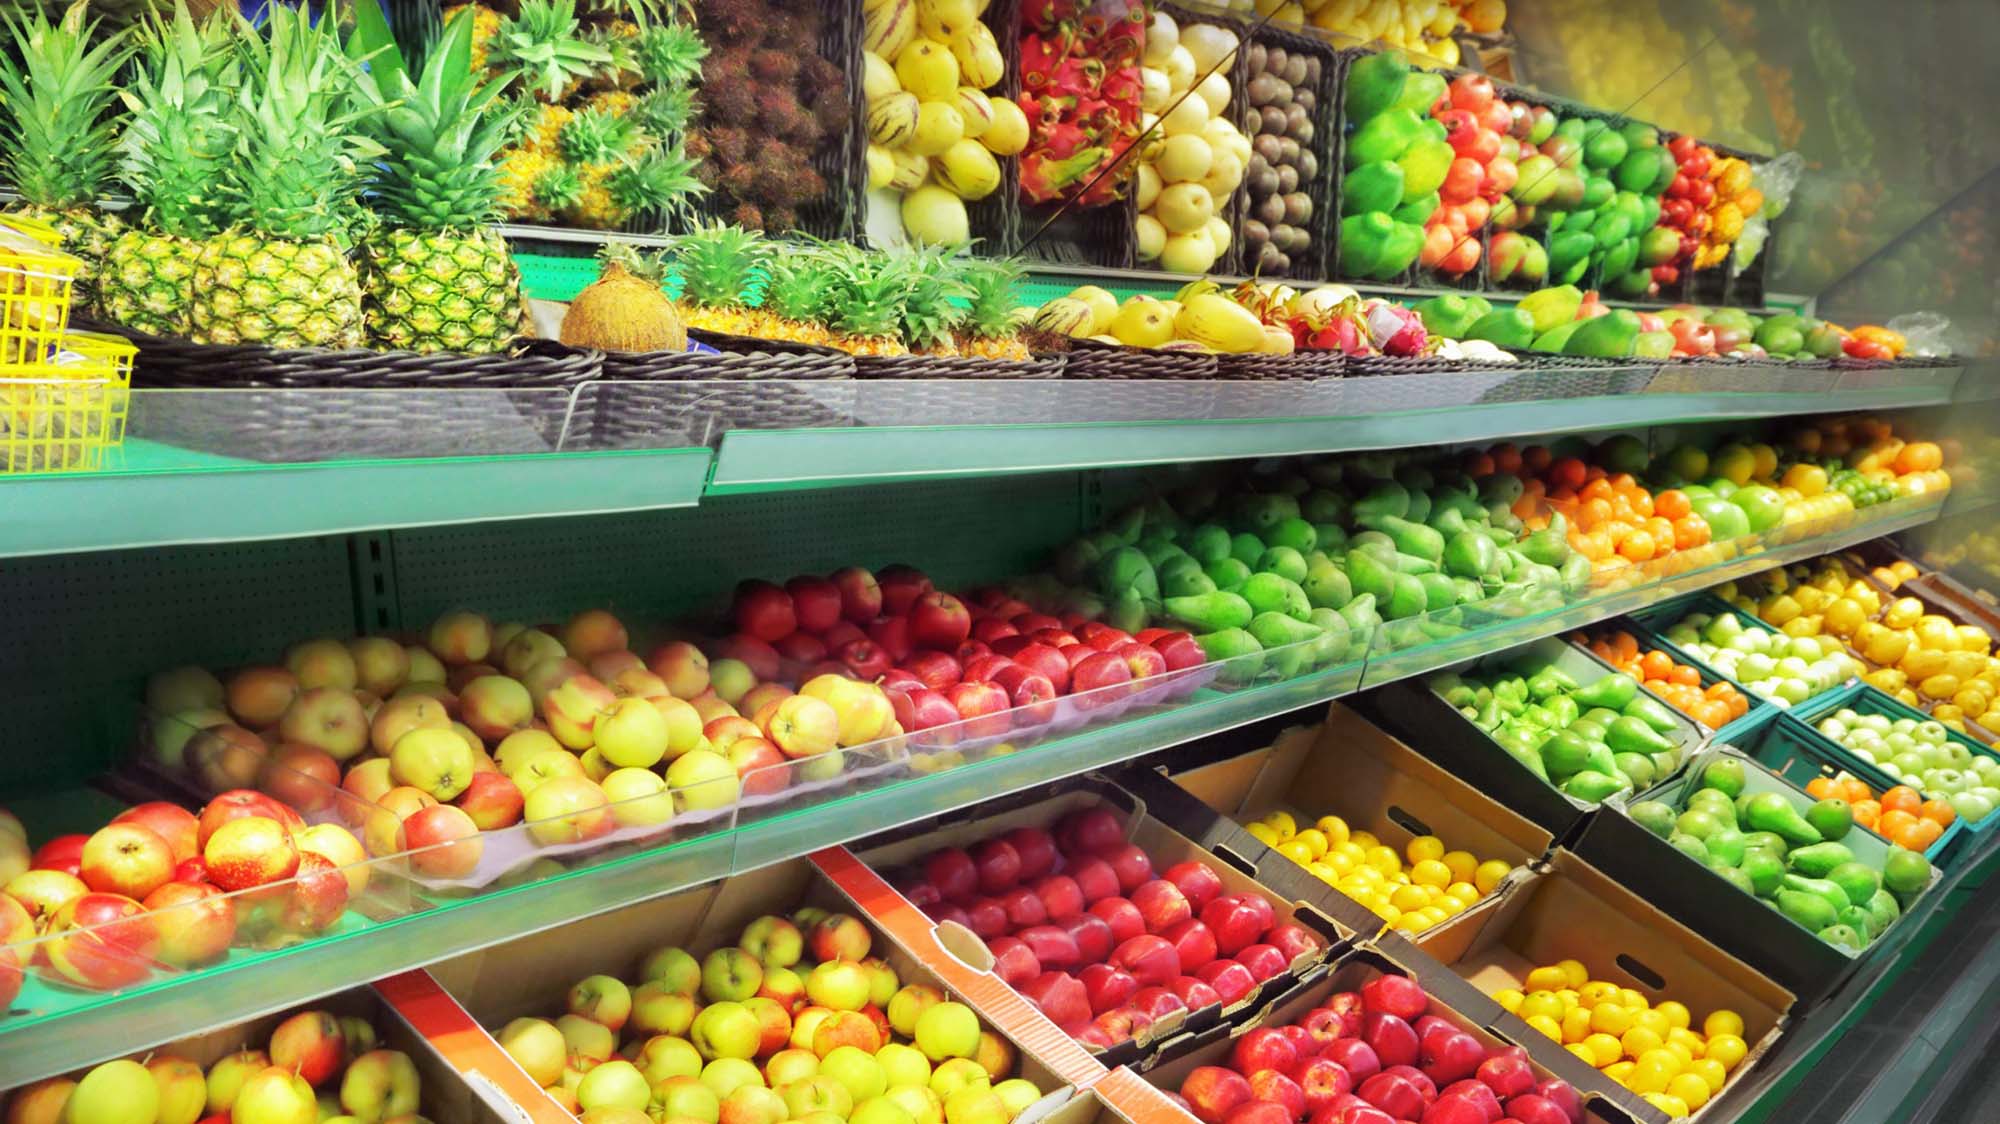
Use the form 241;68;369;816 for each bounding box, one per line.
780;1075;855;1120
569;974;634;1032
719;1084;789;1124
603;767;676;829
885;1084;945;1124
942;1086;1010;1124
993;1079;1042;1116
577;1060;652;1113
338;1050;419;1121
206;1050;270;1115
851;1096;919;1124
914;1002;981;1062
875;1043;933;1090
652;1075;722;1123
498;1017;568;1087
558;1013;617;1064
68;1060;161;1124
887;985;945;1038
703;948;765;1002
763;1048;820;1088
667;748;742;812
597;697;671;769
701;1057;766;1100
806;961;872;1012
640;946;702;994
692;1001;762;1060
820;1045;888;1103
636;1034;704;1084
928;1058;990;1100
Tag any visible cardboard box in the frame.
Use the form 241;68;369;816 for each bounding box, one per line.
1418;850;1796;1124
1352;636;1708;840
851;777;1356;1068
1134;942;1642;1124
18;983;540;1123
1136;703;1554;947
423;853;1104;1111
1029;1081;1145;1124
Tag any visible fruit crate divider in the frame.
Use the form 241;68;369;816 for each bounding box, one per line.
1234;13;1339;283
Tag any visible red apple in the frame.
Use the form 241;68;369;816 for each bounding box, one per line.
1169;974;1222;1010
959;655;1015;684
902;651;963;692
1113;641;1168;683
942;682;1010;739
453;771;525;831
30;833;87;876
1071;858;1120;905
142;880;235;967
989;665;1057;725
1152;633;1206;672
1421;1030;1486;1085
821;621;866;652
867;618;913;663
270;1010;348;1087
79;823;175;901
1161;861;1225;912
971;839;1022;893
986;936;1040;987
1130;986;1189;1024
1080;962;1140;1014
1004;644;1071;695
997;887;1045;930
1325;992;1365;1036
1301;1006;1351;1048
45;891;156;989
1032;874;1084;922
783;576;842;634
1223;1100;1292;1124
1131;879;1190;932
1087;894;1143;942
1015;924;1081;971
1357;1070;1427;1120
728;737;789;797
1030;628;1078;649
923;848;978;903
110;803;200;864
1238;944;1288;983
280;851;350;935
1231;1026;1299;1076
1529;1081;1583;1124
1082;1006;1151;1046
970;618;1018;646
203;816;298;892
905;688;964;736
1162;918;1218;973
1058;911;1115;965
1201;894;1276;955
1474;1055;1535;1100
172;857;208;883
1179;1066;1253;1124
962;897;1007;939
1068;652;1132;702
1433;1082;1501;1124
734;581;797;642
1056;808;1123;856
405;804;484;879
829;567;883;623
1109;933;1179;987
1248;1071;1305;1118
836;639;891;681
646;641;711;698
876;565;934;616
1020;970;1089;1029
774;632;828;666
1362;973;1429;1021
1322;1038;1381;1083
1265;923;1321;964
715;634;783;683
196;790;297;851
1362;1011;1420;1068
1295;1058;1356;1115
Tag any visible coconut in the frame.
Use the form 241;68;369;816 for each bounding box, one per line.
560;247;686;354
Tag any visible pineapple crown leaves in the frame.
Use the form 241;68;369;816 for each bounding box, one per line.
362;6;526;231
762;245;837;325
633;20;705;88
961;257;1026;340
490;0;612;102
215;1;388;238
607;146;707;231
630;78;697;139
598;238;665;283
670;222;769;312
115;1;241;238
823;247;912;342
895;246;974;351
532;163;584;212
0;0;138;209
556;104;641;165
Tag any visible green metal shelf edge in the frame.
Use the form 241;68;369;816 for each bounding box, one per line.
705;384;1957;494
0;443;714;558
0;500;1944;1088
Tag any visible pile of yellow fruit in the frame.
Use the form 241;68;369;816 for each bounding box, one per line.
1724;559;2000;736
1244;812;1515;933
1498;963;1751;1117
1271;1;1504;66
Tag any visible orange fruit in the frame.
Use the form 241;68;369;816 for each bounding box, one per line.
1619;531;1657;563
1655;490;1692;520
1920;799;1956;827
1882;786;1923;815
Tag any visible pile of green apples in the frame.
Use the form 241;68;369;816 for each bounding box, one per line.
1437;656;1686;800
1816;707;2000;823
1028;454;1590;681
1628;756;1933;952
1664;611;1862;708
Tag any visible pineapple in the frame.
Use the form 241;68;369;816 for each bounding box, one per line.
899;248;971;357
556;105;639;166
631;20;706;88
671;223;769;336
190;3;384;350
825;250;910;357
959;259;1034;361
101;2;239;337
0;2;137;313
758;249;835;346
360;7;529;354
488;0;612;104
498;147;558;220
444;4;504;73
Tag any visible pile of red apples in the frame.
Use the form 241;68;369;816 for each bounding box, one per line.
1174;973;1587;1124
887;807;1321;1050
727;567;1203;745
1;790;367;1003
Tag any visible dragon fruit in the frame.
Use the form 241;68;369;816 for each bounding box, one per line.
1017;0;1144;206
1290;300;1372;355
1361;298;1429;356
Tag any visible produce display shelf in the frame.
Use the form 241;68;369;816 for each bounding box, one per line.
0;494;1946;1088
705;366;1962;494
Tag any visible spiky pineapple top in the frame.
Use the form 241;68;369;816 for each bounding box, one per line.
630;82;697;140
606;148;705;227
556;105;639;165
0;1;135;211
212;2;383;241
489;0;611;103
114;2;238;241
367;6;525;234
961;259;1026;341
672;223;767;313
633;20;706;88
825;248;907;343
898;249;971;353
762;247;835;327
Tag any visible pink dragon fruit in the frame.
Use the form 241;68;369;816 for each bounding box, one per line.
1361;299;1429;356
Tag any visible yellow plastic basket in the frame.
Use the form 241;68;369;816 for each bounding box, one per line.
0;330;134;473
0;220;81;366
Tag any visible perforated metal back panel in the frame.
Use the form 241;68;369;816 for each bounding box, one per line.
386;473;1091;638
0;539;358;790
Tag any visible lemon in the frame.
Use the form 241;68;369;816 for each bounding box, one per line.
1565;1042;1596;1066
1349;829;1380;850
1524;965;1570;993
1589;1004;1635;1037
1315;815;1350;845
1411;859;1452;888
1604;1061;1636;1084
1558;958;1590;989
1245;822;1279;846
1634;1009;1672;1038
1391;884;1430;912
1579;981;1622;1007
1561;1006;1593;1043
1642;1092;1690;1117
1618;987;1649;1010
1365;845;1402;874
1474;859;1512;893
1278;840;1315;865
1667;1027;1707;1058
1494;988;1524;1014
1406;834;1445;864
1687;1057;1728;1093
1583;1032;1624;1067
1706;1033;1748;1070
1293;828;1330;860
1525;1014;1564;1041
1621;1026;1664;1059
1520;991;1564;1022
1668;1072;1711;1109
1261;810;1298;839
1447;881;1482;904
1442;850;1478;883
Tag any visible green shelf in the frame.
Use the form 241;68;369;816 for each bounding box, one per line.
0;495;1949;1087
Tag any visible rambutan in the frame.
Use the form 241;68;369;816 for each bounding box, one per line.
801;57;842;91
748;49;798;85
766;206;799;233
731;202;764;229
696;0;763;44
706;126;751;166
811;88;849;134
757;89;817;144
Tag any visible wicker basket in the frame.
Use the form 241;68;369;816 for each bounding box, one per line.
1214;350;1345;380
591;332;857;439
1059;338;1217;379
1233;14;1339;282
854;353;1061;380
76;319;602;462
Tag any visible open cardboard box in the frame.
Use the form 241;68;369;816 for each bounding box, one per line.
1139;703;1554;947
1418;850;1796;1124
1133;942;1644;1124
11;983;541;1122
851;776;1355;1069
421;853;1106;1116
